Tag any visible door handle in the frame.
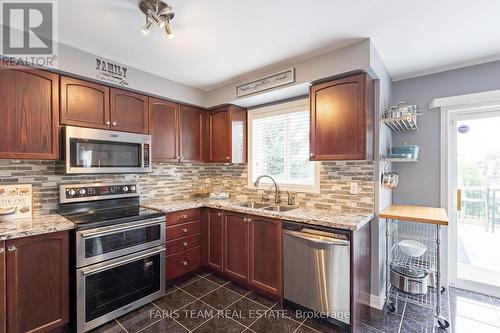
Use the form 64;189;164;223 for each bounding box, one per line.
457;189;462;211
283;230;350;246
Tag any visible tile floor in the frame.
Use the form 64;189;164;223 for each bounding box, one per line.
90;272;500;333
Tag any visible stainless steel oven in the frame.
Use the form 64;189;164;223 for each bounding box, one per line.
76;246;165;332
75;217;166;267
64;126;151;174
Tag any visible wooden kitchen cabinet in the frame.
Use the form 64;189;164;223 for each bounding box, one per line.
165;209;202;281
249;215;282;296
149;98;179;162
0;242;5;333
206;105;247;163
110;88;149;134
5;232;69;333
204;209;224;272
310;73;374;160
60;76;110;129
179;104;204;162
223;212;249;283
0;67;59;160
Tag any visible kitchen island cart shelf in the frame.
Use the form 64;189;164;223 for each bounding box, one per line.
379;205;450;329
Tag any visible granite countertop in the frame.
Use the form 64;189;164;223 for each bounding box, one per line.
141;198;373;231
0;214;75;241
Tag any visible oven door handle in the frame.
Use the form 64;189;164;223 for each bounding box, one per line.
79;217;165;238
81;247;166;276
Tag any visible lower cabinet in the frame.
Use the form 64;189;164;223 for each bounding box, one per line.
0;241;5;333
3;232;69;333
204;209;224;272
223;212;249;283
203;210;282;297
166;209;202;281
248;215;282;296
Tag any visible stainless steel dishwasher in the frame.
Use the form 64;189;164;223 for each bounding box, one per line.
283;221;351;325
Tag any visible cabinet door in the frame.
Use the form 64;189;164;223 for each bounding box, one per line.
6;232;69;333
110;88;149;134
223;212;249;282
207;108;231;163
179;105;204;162
249;216;282;296
310;73;373;160
149;98;179;162
206;209;224;272
0;242;5;333
0;68;59;160
229;105;248;164
60;76;110;129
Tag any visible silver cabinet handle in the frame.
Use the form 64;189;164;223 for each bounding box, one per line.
7;246;16;252
226;156;230;160
0;248;4;253
182;214;188;219
182;228;188;233
182;242;188;247
181;261;188;266
309;152;314;157
247;218;252;223
112;121;117;126
106;121;111;125
243;218;247;222
217;212;222;216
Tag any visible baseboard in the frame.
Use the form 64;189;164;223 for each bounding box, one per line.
369;289;385;310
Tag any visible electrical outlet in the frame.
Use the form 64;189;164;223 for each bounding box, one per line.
350;182;359;194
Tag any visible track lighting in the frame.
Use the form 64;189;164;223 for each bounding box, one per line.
141;19;153;35
164;22;175;39
139;0;175;40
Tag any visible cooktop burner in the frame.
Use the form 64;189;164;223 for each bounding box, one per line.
58;183;164;230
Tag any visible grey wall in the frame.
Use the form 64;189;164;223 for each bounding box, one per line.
392;60;500;207
369;42;393;303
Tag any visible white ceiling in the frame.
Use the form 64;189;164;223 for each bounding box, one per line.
59;0;500;90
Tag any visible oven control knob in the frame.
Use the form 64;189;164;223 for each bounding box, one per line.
122;186;129;193
78;188;86;196
67;189;76;197
130;185;136;192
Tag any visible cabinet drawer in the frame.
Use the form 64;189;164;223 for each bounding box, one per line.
166;209;201;226
166;233;201;254
166;246;201;280
167;220;200;240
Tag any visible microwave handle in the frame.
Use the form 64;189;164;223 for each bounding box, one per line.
81;247;166;276
79;217;165;238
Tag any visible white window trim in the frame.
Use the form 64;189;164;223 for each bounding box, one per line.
247;98;320;194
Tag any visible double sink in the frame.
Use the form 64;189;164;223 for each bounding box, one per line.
235;201;297;212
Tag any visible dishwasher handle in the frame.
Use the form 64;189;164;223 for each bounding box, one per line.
283;230;350;247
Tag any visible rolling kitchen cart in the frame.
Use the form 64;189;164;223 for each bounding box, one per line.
379;205;450;329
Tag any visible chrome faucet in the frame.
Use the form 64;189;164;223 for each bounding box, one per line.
254;175;280;204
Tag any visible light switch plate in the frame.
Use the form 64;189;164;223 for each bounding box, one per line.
350;182;359;195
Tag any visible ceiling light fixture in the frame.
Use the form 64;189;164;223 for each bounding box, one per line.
138;0;175;39
141;17;153;35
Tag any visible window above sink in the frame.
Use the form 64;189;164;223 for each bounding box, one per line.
248;99;320;193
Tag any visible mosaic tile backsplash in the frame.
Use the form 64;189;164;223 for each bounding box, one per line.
0;160;374;215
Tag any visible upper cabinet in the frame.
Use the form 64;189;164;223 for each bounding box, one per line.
110;88;149;134
60;76;110;129
310;73;374;160
60;77;149;134
0;67;59;160
149;99;204;163
206;105;247;163
179;105;204;162
149;98;179;162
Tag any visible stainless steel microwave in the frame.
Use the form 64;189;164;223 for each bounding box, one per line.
64;126;152;174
